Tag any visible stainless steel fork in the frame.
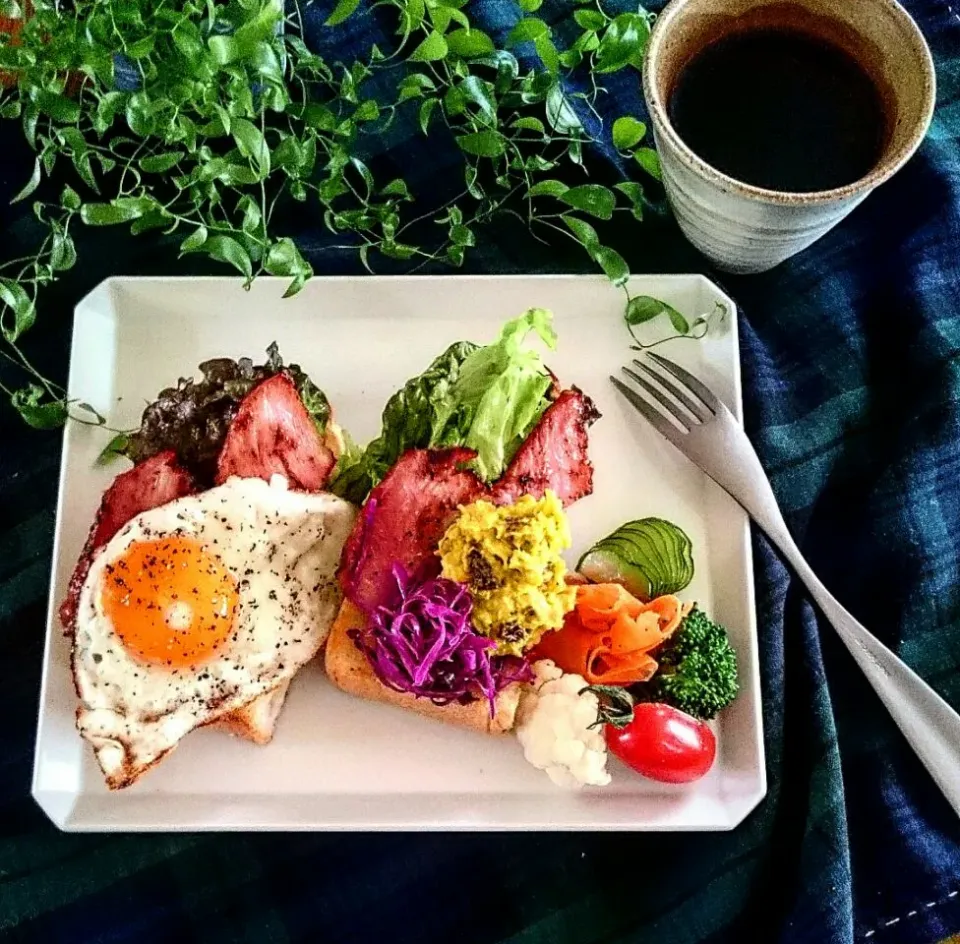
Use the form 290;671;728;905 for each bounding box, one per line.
614;351;960;816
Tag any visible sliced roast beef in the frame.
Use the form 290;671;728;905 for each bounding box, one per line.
215;373;336;491
491;388;600;507
60;450;195;631
339;448;487;613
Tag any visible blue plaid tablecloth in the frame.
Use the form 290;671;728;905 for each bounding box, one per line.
2;2;960;942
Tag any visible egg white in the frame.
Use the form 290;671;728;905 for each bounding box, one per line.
73;474;356;788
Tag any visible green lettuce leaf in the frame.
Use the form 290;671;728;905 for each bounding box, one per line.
330;309;556;504
330;340;479;504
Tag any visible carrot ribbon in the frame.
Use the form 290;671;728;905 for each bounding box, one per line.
532;583;687;685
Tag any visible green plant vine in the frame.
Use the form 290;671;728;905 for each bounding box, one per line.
0;0;672;429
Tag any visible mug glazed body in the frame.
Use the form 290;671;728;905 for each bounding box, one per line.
644;0;936;274
652;125;868;274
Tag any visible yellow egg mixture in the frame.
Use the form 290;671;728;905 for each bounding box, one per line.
438;491;576;656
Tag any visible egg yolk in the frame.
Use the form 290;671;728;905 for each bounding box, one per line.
101;537;239;667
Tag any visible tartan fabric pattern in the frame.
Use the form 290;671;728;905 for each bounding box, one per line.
1;2;960;942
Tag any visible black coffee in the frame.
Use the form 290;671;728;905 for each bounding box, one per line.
668;27;887;193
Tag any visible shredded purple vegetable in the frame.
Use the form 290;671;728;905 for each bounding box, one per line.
349;563;533;714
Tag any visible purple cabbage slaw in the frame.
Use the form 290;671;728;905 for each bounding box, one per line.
349;564;533;714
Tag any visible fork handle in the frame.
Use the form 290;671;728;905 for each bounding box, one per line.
743;474;960;815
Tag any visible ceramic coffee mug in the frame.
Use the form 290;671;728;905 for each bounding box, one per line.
643;0;936;274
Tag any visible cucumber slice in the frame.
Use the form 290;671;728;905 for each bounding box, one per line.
577;518;694;599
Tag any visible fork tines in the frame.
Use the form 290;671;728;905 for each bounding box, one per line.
611;352;718;443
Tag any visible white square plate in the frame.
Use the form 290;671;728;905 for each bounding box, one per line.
33;275;764;831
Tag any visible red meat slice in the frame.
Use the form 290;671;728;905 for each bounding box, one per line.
59;450;195;632
491;388;600;507
215;373;335;491
339;448;487;613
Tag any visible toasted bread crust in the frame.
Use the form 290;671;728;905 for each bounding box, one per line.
324;600;521;734
90;680;294;790
205;680;291;745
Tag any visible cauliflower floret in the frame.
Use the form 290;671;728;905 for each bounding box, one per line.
516;659;611;788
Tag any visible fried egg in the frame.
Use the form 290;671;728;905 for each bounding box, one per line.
72;475;356;789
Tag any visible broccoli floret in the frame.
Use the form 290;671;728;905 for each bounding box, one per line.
639;607;739;720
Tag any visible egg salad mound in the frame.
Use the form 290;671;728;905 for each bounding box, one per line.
438;491;576;656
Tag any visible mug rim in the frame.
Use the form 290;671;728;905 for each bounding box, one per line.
642;0;937;206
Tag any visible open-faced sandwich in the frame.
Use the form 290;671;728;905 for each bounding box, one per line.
326;309;740;789
62;346;356;789
325;309;599;735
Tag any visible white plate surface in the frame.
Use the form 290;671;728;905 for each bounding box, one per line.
33;275;764;831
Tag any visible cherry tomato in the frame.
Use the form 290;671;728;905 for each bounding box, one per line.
605;703;716;783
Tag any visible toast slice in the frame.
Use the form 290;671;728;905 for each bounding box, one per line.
325;600;521;734
206;680;292;745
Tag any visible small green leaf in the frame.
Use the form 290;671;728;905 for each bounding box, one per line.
526;179;568;198
71;152;99;192
380;241;417;260
140;152;184;173
445;28;495;58
355;99;380;122
634;147;662;181
456;130;505;157
534;33;560;74
612;116;647;150
450;224;475;247
511;116;545;134
459;75;496;122
239;195;263;235
126;35;156;59
559;184;615;220
626;295;689;333
326;0;361;26
283;273;309;299
594;246;629;286
33;91;80;124
561;214;599;251
615;181;645;204
10;385;67;430
507;18;549;44
0;277;34;341
520;0;543;10
80;203;142;226
201;235;253;279
60;185;81;211
50;231;77;271
12;158;40;204
130;212;171;235
574;9;605;29
667;307;691;334
232;117;270;176
22;105;37;149
180;225;208;254
397;0;425;35
265;237;309;278
545;85;581;134
97;433;130;466
595;12;650;74
615;181;645;220
381;178;412;200
398;73;436;102
420;98;440;134
0;100;21;119
409;31;448;62
465;163;483;199
350;156;374;195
